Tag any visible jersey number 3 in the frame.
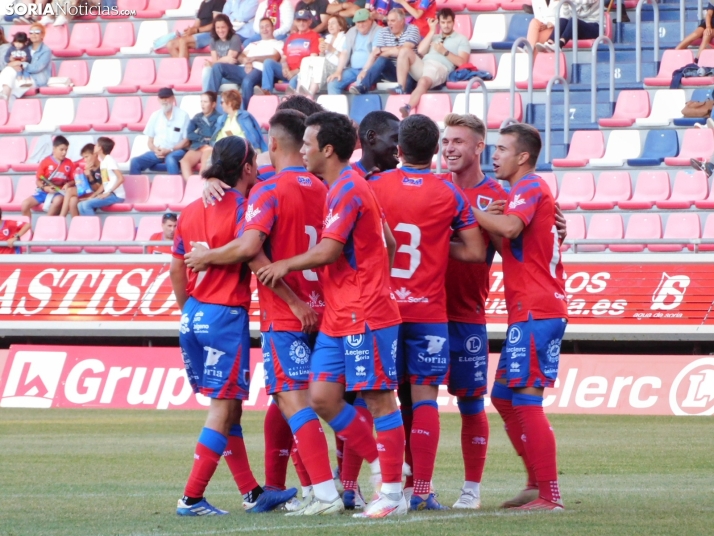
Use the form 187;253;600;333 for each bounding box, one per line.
303;225;319;281
391;223;421;279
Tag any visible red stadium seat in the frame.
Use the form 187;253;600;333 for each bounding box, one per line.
110;0;148;19
683;49;714;86
102;175;150;212
500;0;530;10
609;214;662;253
516;52;567;90
415;93;452;126
54;23;101;57
39;60;89;95
85;216;136;253
539;173;558;197
437;0;467;11
44;24;69;52
551;131;605;168
464;0;500;12
0;176;12;205
128;97;160;131
579;172;632;210
31;216;67;253
581;214;624;252
649;213;701;252
107;136;131;164
446;53;497;89
556;172;595;210
453;14;473;39
94;96;144;132
89;21;135;55
0;100;42;133
0;176;35;210
120;215;162;253
598;90;650;127
133;175;185;212
51;216;101;254
699;214;714;251
174;56;209;92
561;214;585;252
168;175;203;211
108;58;157;94
664;129;714;166
694;181;714;209
656;170;709;209
618;171;671;210
247;95;280;131
385;95;412;118
60;97;109;132
487;92;522;129
140;58;189;92
1;139;29;173
644;50;694;87
0;99;7;126
137;0;180;18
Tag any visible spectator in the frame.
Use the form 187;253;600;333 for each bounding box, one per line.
167;0;227;59
395;8;468;117
0;208;29;254
327;0;366;25
147;213;177;254
21;135;74;218
526;0;559;56
327;8;379;94
130;88;190;176
223;0;260;42
210;89;267;152
180;91;220;182
245;0;295;45
255;10;319;95
392;0;436;38
202;14;243;90
294;0;329;34
536;0;600;52
39;0;99;26
4;31;32;87
0;28;9;70
65;143;103;217
0;22;51;100
676;1;714;59
349;8;419;95
78;137;125;215
294;14;348;97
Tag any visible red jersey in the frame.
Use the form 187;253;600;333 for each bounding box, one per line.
172;190;252;309
502;173;568;324
350;161;367;177
147;232;173;255
37;156;74;187
0;220;22;254
408;0;437;37
284;30;320;70
320;167;400;337
241;166;328;332
446;176;508;324
369;166;478;323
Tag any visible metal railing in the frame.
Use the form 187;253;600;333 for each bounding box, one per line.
463;76;489;120
566;238;714;254
681;0;687;43
616;0;623;24
555;0;579;79
1;240;173;254
591;36;616;123
635;0;660;83
510;38;533;118
544;76;570;163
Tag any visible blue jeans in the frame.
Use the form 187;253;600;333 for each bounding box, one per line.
241;68;263;108
130;150;186;175
261;59;298;91
327;67;361;94
355;56;416;93
78;193;124;215
204;63;246;92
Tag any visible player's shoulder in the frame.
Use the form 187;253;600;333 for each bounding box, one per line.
479;176;509;199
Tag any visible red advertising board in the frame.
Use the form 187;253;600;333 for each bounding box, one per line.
1;345;712;416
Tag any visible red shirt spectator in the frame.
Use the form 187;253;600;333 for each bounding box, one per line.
147;213;178;254
284;28;320;70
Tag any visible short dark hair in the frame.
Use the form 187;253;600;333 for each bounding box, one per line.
358;110;400;144
269;109;307;149
398;114;439;166
437;8;455;21
96;137;115;155
210;14;235;41
202;91;217;104
80;143;95;155
277;95;325;117
53;135;69;148
500;123;542;166
259;17;274;27
162;213;178;223
305;112;357;161
12;31;28;44
202;137;255;188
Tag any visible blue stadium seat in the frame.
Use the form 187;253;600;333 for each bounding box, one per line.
673;89;714;127
350;95;382;124
490;14;533;50
627;130;679;166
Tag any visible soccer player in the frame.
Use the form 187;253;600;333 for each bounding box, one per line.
368;114;487;511
257;111;408;518
470;123;568;511
170;137;295;516
351;110;401;178
440;113;507;509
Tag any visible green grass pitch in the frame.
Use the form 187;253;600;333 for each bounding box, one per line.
0;409;712;536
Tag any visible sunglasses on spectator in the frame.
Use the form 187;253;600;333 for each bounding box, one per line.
162;213;177;222
29;30;42;35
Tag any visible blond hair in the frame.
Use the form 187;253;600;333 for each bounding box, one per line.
443;113;486;140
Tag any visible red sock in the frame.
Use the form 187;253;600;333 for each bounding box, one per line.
410;401;440;495
224;425;260;494
290;413;333;485
491;391;537;488
263;402;293;490
341;404;373;490
329;403;378;466
334;433;344;476
184;428;227;499
291;445;312;487
460;408;489;483
374;411;405;484
401;405;413;488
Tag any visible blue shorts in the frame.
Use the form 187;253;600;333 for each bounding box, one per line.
194;32;211;49
179;296;251;400
447;322;488;397
496;316;567;389
396;322;449;385
261;328;315;395
310;324;399;392
32;190;53;205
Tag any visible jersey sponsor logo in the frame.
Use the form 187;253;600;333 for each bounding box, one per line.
394;287;411;300
180;313;190;334
670;357;714;416
391;339;398;360
355;365;367;377
0;351;67;408
651;273;690;311
193;311;209;334
324;209;339;229
204;347;225;367
425;335;447;355
464;334;483;355
297;176;312;186
245;204;261;222
345;334;364;348
547;338;561;363
507;325;522;345
508;194;526;209
471;436;487;445
307;290;325;309
402;177;423;187
289;340;310;365
476;195;493;211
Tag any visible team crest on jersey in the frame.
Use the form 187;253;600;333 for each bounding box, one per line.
509;194;526;209
297;176;312;186
402;177;423;187
246;204;261;222
476;195;493;211
324;209;339;228
289;340;310;365
2;229;8;237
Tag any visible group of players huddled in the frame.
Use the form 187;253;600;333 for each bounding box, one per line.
168;95;569;518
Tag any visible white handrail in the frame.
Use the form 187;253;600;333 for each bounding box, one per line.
554;0;579;79
464;77;489;121
509;38;533;118
544;76;570;163
635;0;660;83
591;36;616;123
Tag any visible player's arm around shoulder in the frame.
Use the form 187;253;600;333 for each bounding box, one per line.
256;237;344;288
450;225;487;263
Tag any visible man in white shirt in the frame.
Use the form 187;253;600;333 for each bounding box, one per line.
130;88;190;175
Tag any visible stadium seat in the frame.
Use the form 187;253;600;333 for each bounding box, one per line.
470;14;507;49
385;95;412;118
51;216;101;254
635;89;686;127
247;95;280;131
664;129;714;166
516;52;567;90
484;53;529;90
107;58;156;94
627;130;679;166
73;59;123;94
618;171;671;210
0;100;42;133
539;173;558;197
141;58;189;92
579;172;632;210
453;14;473;40
66;135;94;161
85;216;136;254
179;95;201;117
437;0;466;10
446;53;497;90
120;216;162;253
317;95;349;115
656;170;708;209
491;14;533;49
103;175;150;211
551;131;605;168
44;24;69;52
30;216;67;253
682;49;714;86
349;94;382;124
61;97;109;132
649;213;701;252
168;175;203;211
452;92;487;120
128;97;161;132
0;99;7;126
25;98;75;133
598;90;650;127
39;60;89;95
0;176;12;206
112;0;148;17
166;0;201;16
500;0;531;10
89;21;135;56
121;21;169;55
699;214;714;251
0;139;28;173
117;135;150;172
581;214;624;252
174;56;209;92
136;0;180;18
54;22;101;57
7;25;30;40
609;214;662;253
694;182;714;209
561;214;585;252
589;130;642;167
415;93;452;127
564;12;613;48
556;172;595;210
644;50;695;87
0;175;34;210
134;175;184;212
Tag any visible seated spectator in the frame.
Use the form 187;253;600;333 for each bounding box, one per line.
0;28;9;70
180;91;220;182
0;22;51;100
4;32;32;87
78;137;125;215
536;0;600;52
395;9;468;117
526;0;559;56
255;10;319;95
39;0;100;26
130;88;190;176
295;0;329;34
0;208;29;254
676;1;714;59
148;213;177;254
210;89;268;152
294;14;347;97
166;0;226;59
327;9;379;94
244;0;295;45
327;0;366;25
21;135;74;218
202;14;244;91
393;0;436;38
349;8;419;95
223;0;260;42
64;143;104;217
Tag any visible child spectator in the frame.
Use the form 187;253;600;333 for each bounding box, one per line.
0;208;30;254
78;137;126;215
676;2;714;59
393;0;436;38
526;0;559;56
21;135;75;218
64;143;104;217
4;32;32;87
147;213;177;254
536;0;600;52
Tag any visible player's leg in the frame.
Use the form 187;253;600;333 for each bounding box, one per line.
676;26;705;50
262;400;295;492
340;395;370;510
47;193;64;216
397;383;414;499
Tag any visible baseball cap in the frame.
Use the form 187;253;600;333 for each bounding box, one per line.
157;87;174;99
295;9;312;20
353;9;370;23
